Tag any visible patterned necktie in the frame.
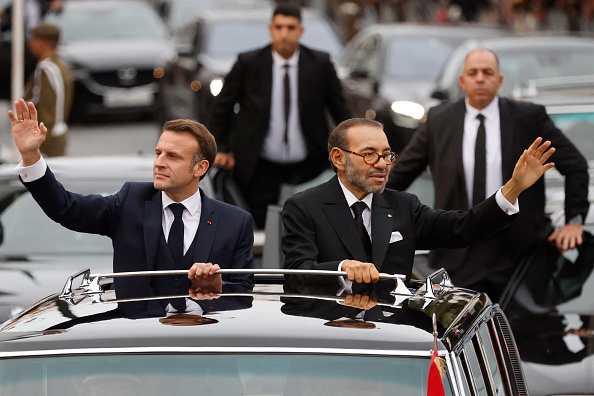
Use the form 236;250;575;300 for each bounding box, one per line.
351;201;372;262
473;114;486;206
168;203;185;264
283;63;290;143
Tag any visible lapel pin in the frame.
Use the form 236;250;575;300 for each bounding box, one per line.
388;214;392;218
207;221;212;225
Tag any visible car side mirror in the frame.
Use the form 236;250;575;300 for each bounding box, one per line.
430;88;449;101
349;68;370;80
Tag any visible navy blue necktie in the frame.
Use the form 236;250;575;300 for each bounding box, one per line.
473;114;486;206
351;202;372;262
168;203;185;264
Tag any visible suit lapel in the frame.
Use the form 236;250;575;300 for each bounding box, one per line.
322;177;369;262
144;191;163;271
192;189;217;263
370;193;393;270
451;100;468;207
499;98;515;179
297;47;310;124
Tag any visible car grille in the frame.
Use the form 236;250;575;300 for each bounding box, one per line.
92;70;156;88
493;311;528;396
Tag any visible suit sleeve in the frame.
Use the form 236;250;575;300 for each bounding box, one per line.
223;210;256;286
387;116;431;191
537;106;589;222
22;167;122;238
282;195;342;275
209;55;244;153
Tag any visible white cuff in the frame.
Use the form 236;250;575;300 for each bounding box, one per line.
15;156;47;182
495;187;519;215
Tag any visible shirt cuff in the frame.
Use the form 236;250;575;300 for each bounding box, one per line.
337;260;353;294
15;156;47;182
495;187;519;215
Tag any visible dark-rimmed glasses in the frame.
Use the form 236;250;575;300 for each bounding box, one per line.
340;149;398;165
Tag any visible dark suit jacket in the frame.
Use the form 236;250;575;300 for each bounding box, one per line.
387;98;589;286
23;167;255;298
209;44;351;189
281;175;515;282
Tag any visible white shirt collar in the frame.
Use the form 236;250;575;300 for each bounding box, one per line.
338;177;374;210
161;189;202;216
465;96;499;120
272;49;300;68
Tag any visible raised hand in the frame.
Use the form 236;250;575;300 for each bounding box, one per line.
7;99;47;165
502;137;555;204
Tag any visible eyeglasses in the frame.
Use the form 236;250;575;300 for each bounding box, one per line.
340;149;398;165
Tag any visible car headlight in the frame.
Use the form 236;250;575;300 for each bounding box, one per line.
390;101;425;128
210;79;223;97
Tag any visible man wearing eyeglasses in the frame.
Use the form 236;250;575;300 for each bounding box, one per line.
281;118;555;285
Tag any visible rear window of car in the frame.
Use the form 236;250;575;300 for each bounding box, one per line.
0;353;452;395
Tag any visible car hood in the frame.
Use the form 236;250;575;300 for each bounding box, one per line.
0;255;112;322
196;53;237;77
378;78;435;107
60;40;176;71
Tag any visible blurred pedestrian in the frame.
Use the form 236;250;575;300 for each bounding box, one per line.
387;48;589;302
23;23;73;157
209;1;351;228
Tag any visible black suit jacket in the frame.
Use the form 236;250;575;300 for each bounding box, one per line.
282;175;515;282
387;98;589;286
23;167;255;298
209;44;351;189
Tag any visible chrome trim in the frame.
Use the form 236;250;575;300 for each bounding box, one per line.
448;352;465;396
0;346;449;359
445;352;461;396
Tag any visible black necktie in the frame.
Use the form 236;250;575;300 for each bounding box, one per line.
168;203;185;264
351;202;372;262
283;63;290;143
473;114;486;206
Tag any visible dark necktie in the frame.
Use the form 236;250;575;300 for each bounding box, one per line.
351;202;372;262
283;63;290;143
168;203;185;264
473;114;486;206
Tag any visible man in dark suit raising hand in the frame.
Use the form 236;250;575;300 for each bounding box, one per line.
282;118;555;286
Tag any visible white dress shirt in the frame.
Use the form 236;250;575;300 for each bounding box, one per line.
260;50;307;163
463;97;503;208
161;190;201;255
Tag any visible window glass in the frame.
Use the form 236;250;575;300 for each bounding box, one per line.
0;354;454;396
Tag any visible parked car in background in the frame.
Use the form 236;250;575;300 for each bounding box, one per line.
43;0;176;121
0;155;254;321
151;0;272;35
336;24;508;154
430;35;594;106
159;7;343;125
0;268;528;395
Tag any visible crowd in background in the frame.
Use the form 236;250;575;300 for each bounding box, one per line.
305;0;594;41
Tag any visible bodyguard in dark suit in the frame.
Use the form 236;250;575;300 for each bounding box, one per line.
282;118;556;285
209;2;351;228
387;49;589;300
9;98;254;312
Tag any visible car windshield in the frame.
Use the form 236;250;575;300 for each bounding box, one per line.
169;0;270;30
45;5;169;42
549;112;594;162
206;18;342;58
384;38;456;79
498;48;594;95
0;354;451;396
0;188;113;256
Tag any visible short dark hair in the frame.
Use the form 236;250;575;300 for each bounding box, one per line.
327;118;384;171
161;119;217;180
272;1;301;21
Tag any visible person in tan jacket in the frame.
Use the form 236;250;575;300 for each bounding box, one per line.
24;23;73;156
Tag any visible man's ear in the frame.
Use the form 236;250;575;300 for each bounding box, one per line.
194;160;209;178
330;147;346;171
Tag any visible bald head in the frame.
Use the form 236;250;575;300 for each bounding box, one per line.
459;48;503;110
